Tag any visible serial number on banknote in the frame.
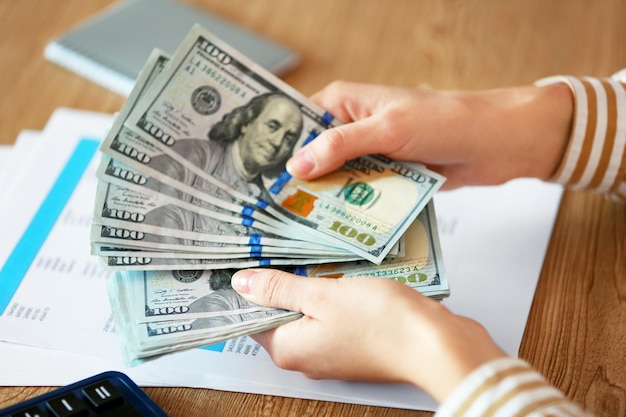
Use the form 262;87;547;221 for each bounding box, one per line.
317;202;379;231
184;57;247;98
366;265;428;276
361;267;429;282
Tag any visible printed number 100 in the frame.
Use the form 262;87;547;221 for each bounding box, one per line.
329;221;376;246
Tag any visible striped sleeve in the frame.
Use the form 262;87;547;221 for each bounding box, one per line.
534;73;626;202
435;357;594;417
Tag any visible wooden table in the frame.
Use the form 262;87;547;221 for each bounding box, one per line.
1;1;624;416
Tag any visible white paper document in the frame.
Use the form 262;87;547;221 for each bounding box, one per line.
0;108;563;412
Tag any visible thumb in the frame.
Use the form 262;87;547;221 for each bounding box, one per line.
231;268;308;312
286;116;389;180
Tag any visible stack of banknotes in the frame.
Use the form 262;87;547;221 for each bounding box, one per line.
91;24;449;364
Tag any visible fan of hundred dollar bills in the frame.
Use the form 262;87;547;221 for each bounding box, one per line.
91;24;449;364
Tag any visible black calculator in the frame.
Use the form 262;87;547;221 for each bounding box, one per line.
0;371;168;417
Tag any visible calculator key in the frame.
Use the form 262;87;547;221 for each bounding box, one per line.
10;406;50;417
45;394;88;417
82;380;123;409
96;403;143;417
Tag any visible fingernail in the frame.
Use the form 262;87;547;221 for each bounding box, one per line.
232;269;258;294
286;148;315;177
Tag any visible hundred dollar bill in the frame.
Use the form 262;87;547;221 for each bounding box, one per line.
92;246;339;261
92;180;349;255
96;49;170;172
106;204;447;363
100;252;361;271
90;228;347;259
91;225;277;253
117;315;300;365
92;243;347;258
96;154;401;255
107;271;301;364
93;177;285;235
122;269;277;323
97;155;288;231
92;244;257;256
90;220;351;256
100;124;292;228
93;174;295;242
122;24;445;263
267;156;444;263
95;49;290;234
298;201;449;300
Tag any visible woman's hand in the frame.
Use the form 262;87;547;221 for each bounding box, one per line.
232;268;506;402
287;81;573;189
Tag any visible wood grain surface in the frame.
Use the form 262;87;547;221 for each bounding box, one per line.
0;1;624;416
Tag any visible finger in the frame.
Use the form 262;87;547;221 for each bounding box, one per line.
246;327;277;352
247;317;321;373
295;81;410;179
310;81;383;122
231;268;327;313
287;115;395;179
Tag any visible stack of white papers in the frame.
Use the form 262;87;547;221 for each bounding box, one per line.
0;108;563;411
